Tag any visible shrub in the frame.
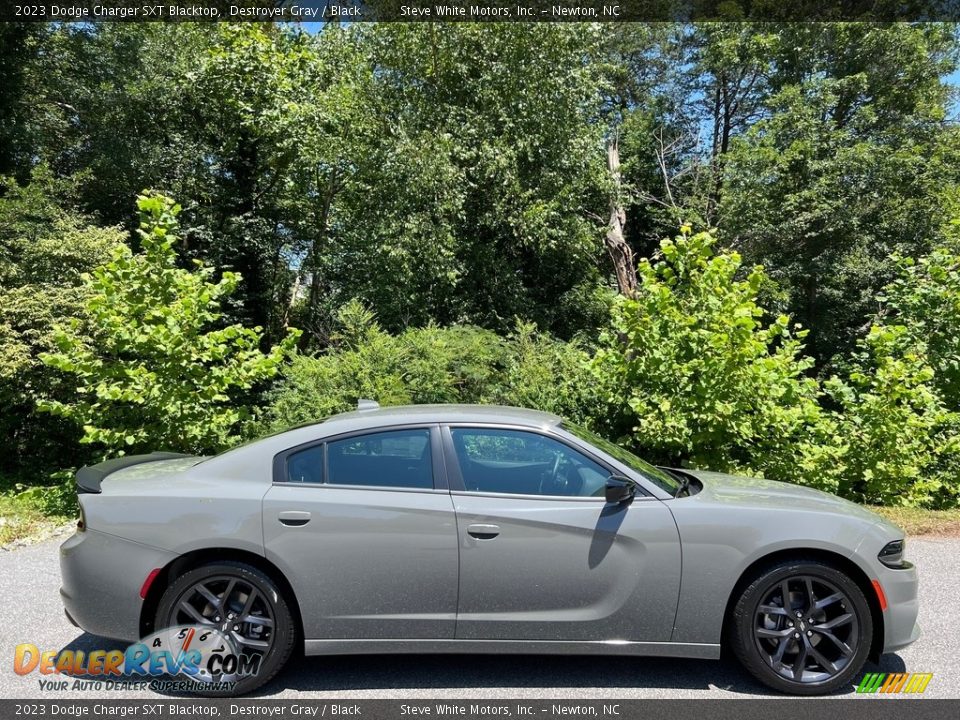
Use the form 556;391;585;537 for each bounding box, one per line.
39;193;299;457
592;227;823;474
259;303;597;434
820;317;960;508
0;171;122;477
880;232;960;411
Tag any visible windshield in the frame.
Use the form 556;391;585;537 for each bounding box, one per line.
562;423;682;495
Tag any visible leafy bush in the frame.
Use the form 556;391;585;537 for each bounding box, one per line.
0;170;123;477
259;302;597;434
39;193;300;457
879;231;960;411
12;470;78;517
821;325;960;507
592;228;823;474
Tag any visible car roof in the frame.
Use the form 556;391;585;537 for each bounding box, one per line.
197;401;681;501
322;403;563;432
200;404;567;476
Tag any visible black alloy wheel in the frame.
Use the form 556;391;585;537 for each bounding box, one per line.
730;559;873;695
170;574;276;657
754;575;858;683
155;561;296;696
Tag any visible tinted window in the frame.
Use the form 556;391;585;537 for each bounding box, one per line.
327;429;433;489
286;445;324;484
451;428;609;497
561;422;682;494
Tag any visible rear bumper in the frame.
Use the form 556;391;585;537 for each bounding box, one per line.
60;528;176;642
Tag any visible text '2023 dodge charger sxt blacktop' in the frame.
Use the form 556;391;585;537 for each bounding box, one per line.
60;402;919;696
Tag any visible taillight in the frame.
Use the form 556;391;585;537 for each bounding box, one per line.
77;504;86;532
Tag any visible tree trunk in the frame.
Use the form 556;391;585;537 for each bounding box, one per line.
604;135;637;297
302;169;339;345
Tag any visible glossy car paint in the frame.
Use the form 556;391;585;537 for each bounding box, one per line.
60;404;919;662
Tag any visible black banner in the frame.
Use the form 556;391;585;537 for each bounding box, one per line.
4;1;960;23
1;700;960;720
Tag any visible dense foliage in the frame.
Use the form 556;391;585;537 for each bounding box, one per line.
39;193;299;457
0;170;122;479
261;303;597;434
3;22;960;510
592;228;822;474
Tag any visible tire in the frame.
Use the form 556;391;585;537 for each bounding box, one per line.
729;558;873;695
154;561;297;696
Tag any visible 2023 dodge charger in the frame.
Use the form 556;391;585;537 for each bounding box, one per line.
60;403;919;696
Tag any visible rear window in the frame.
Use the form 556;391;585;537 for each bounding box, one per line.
286;429;434;489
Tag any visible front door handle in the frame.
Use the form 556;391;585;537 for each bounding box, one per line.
279;511;311;527
467;523;500;540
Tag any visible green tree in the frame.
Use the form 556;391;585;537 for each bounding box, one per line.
721;23;960;362
0;23;47;181
592;227;822;474
188;24;376;342
0;170;122;479
879;225;960;411
342;23;611;337
808;220;960;507
40;193;299;457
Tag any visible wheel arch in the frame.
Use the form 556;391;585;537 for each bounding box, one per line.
720;547;884;663
138;547;304;650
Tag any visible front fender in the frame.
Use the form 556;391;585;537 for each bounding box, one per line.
667;502;877;644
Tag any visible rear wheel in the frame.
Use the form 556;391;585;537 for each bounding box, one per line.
155;561;296;696
730;559;872;695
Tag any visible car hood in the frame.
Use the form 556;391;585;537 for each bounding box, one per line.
675;468;885;525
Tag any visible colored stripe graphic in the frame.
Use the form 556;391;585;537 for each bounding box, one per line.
856;672;932;694
906;674;934;694
856;673;886;693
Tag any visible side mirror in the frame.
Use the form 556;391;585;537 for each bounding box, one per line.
605;476;636;505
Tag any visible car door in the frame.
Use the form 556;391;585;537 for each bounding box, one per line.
444;425;681;642
262;424;459;640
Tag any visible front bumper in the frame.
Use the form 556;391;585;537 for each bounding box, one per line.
879;561;921;653
60;528;176;642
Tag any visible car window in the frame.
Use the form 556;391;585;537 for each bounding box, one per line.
327;429;433;489
450;428;609;497
561;422;682;495
287;444;324;484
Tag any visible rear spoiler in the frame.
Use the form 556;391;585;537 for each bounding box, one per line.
76;452;191;494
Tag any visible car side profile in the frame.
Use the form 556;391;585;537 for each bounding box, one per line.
60;403;919;696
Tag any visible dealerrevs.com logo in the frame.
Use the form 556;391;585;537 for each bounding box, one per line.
13;625;261;692
856;672;934;694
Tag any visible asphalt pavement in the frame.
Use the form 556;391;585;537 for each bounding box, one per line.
1;533;957;700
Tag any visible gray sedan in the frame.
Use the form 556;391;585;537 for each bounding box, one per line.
59;403;919;696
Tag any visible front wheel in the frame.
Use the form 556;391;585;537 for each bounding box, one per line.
155;561;296;696
730;559;873;695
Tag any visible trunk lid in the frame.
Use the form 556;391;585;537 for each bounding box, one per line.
75;452;199;493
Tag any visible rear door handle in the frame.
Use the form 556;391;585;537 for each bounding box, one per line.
278;511;311;527
467;523;500;540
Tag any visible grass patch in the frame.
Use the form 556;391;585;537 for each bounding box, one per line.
0;493;72;547
870;505;960;537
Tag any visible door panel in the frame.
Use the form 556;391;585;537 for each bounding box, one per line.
264;485;458;639
453;494;681;641
444;426;681;642
263;425;458;640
